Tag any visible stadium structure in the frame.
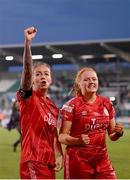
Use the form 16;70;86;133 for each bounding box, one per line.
0;39;130;127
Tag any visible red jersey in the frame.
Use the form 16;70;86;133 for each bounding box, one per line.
17;90;59;166
61;95;115;155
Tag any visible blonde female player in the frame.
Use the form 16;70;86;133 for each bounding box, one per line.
17;27;63;179
59;67;123;179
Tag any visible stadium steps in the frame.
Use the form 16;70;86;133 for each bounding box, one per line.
0;80;17;92
7;80;20;93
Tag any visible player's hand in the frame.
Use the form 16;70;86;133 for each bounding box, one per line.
79;134;90;145
54;155;63;172
24;27;37;42
114;123;123;137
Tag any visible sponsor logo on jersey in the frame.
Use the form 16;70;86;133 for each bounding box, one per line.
85;118;109;131
44;113;56;127
62;104;74;112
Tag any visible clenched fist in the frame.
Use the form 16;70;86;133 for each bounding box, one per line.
79;134;90;145
24;26;37;42
114;122;124;137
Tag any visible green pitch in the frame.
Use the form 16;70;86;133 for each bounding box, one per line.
0;128;129;179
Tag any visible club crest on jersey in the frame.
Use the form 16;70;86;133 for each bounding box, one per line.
104;107;109;116
62;104;74;112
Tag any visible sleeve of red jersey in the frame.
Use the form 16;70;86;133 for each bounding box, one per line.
60;101;74;122
16;90;22;102
106;98;115;119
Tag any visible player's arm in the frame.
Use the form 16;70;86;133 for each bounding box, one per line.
54;130;63;172
59;120;89;146
107;119;123;141
20;27;37;91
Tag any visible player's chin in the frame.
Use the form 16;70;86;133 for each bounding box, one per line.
40;85;49;90
87;88;97;92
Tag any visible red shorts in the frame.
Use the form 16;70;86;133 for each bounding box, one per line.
64;148;117;179
20;161;55;179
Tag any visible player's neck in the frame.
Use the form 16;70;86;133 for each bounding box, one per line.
83;92;97;103
34;88;48;98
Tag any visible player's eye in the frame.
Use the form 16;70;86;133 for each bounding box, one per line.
84;78;89;82
92;78;97;81
36;73;40;76
35;72;42;76
45;72;49;76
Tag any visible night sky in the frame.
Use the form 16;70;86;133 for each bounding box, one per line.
0;0;130;45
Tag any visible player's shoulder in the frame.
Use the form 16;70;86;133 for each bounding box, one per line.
66;96;82;105
61;96;82;112
98;95;112;105
98;95;109;101
47;97;59;110
61;97;77;112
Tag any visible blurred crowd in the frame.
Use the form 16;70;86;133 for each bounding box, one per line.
0;74;130;127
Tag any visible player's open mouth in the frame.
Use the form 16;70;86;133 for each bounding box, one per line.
88;84;96;88
41;81;47;85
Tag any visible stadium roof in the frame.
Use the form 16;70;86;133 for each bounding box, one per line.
0;0;130;69
0;39;130;69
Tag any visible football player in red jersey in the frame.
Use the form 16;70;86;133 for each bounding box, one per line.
17;27;63;179
59;67;123;179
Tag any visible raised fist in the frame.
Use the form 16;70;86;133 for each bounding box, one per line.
24;26;37;42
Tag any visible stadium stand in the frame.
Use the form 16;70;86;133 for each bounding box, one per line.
0;40;130;128
0;80;17;92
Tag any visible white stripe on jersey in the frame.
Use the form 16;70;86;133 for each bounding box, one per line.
28;161;37;179
65;153;70;179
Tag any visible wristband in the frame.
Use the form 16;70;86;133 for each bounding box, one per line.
19;88;32;99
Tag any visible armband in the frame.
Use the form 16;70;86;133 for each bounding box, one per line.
18;88;32;99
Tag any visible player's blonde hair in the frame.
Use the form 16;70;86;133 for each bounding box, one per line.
73;67;97;96
33;62;51;71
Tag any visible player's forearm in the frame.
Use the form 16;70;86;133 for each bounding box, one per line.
54;131;63;157
21;40;33;90
59;133;82;146
55;142;63;158
54;137;63;172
